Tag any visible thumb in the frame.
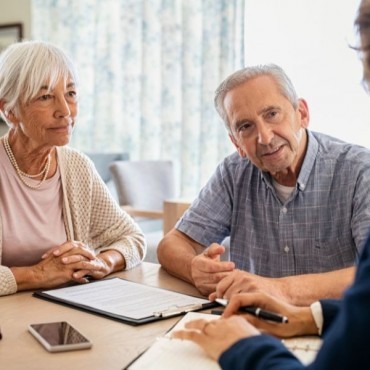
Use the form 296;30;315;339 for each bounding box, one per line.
205;243;225;259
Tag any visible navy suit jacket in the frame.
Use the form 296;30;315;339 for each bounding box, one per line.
219;234;370;370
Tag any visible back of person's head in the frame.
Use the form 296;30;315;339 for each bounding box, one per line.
0;40;78;122
214;64;299;132
356;0;370;87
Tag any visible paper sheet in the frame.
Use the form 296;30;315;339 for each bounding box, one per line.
127;312;221;370
40;278;210;320
126;312;322;369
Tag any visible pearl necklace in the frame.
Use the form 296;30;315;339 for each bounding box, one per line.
3;134;52;189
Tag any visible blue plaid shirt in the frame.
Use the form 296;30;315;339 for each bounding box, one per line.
177;131;370;277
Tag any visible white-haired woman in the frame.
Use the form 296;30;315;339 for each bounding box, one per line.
0;41;145;296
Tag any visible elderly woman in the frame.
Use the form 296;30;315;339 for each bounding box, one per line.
173;1;370;369
0;41;145;296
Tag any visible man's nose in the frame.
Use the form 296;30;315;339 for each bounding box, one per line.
257;124;274;145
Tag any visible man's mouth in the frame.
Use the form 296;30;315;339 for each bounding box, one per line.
261;145;284;157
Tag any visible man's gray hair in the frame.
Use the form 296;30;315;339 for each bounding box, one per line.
214;64;299;131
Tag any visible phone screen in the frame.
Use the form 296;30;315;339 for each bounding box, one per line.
29;321;92;352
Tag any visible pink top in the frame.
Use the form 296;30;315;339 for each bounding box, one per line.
0;142;67;267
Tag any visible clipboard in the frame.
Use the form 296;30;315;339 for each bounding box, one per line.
33;277;217;325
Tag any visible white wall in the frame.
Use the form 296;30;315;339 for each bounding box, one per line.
0;0;31;39
245;0;370;148
1;1;369;147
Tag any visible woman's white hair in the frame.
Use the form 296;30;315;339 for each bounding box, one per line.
0;40;78;123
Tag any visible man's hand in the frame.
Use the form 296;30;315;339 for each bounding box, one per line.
190;243;235;295
209;269;289;302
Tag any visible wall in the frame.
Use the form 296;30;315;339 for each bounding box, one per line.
0;0;31;39
0;0;31;135
245;0;370;149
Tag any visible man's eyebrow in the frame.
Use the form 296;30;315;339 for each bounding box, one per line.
258;105;280;115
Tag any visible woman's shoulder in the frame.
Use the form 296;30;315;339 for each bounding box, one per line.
57;146;94;174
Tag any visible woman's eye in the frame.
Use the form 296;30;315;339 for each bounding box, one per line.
67;91;78;99
38;94;52;101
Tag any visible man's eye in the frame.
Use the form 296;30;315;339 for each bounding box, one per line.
267;111;279;119
238;123;251;132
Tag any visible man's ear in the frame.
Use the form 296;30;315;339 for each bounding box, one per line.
297;98;310;129
229;133;247;158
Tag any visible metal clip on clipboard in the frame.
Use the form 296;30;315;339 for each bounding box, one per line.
153;303;204;318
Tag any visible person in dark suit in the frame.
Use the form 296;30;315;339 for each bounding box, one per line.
173;1;370;368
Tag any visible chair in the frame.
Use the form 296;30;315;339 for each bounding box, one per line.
109;160;176;263
85;152;129;201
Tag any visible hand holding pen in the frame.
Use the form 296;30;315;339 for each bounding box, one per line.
216;298;289;323
215;292;318;338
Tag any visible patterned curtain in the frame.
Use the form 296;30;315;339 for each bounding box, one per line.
31;0;245;197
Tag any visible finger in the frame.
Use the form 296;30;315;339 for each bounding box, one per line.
52;241;84;256
61;254;81;264
208;291;217;301
214;274;235;299
172;329;204;343
196;258;235;274
204;243;225;259
184;319;209;330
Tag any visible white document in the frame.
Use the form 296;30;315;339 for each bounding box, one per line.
127;312;221;370
36;278;211;322
126;312;322;369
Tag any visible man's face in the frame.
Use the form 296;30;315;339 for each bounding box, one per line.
224;75;309;182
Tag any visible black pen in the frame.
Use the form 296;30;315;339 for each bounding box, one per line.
215;298;289;324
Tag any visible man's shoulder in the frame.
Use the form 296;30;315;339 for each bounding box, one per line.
312;131;370;161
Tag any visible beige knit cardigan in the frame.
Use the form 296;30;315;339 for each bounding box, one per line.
0;146;146;296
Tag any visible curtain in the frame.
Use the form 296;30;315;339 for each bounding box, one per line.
31;0;245;197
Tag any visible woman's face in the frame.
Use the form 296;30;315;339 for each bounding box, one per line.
12;77;78;148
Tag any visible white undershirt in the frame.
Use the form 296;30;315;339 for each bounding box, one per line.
272;179;295;202
0;142;67;267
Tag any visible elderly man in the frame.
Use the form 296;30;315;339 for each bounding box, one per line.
157;64;370;306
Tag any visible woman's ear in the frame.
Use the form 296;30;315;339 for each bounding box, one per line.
0;101;17;124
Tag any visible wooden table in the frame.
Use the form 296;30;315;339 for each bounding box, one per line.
0;262;204;370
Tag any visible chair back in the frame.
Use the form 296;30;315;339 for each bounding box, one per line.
109;160;176;210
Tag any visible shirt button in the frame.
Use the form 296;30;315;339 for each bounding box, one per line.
284;245;290;253
281;207;288;214
301;183;305;189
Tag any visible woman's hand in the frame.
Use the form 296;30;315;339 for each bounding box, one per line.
219;292;318;338
11;241;127;292
42;241;124;281
172;316;259;361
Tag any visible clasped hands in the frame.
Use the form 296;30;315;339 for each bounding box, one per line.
38;240;110;286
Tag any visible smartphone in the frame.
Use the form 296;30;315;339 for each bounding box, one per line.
28;321;92;352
